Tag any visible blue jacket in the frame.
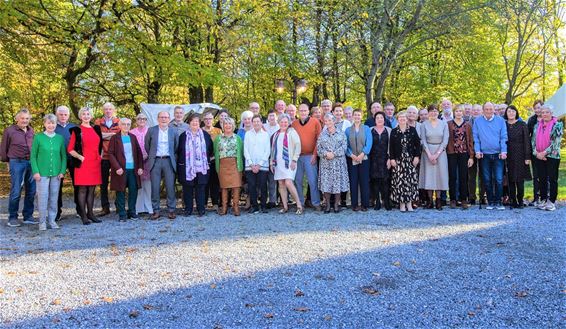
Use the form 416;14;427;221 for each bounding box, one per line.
473;115;508;154
345;125;373;156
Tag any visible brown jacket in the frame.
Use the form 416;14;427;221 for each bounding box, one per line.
108;133;144;192
446;120;475;159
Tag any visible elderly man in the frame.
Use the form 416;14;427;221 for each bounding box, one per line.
145;111;179;219
440;98;454;121
473;102;507;210
321;99;333;117
169;106;189;135
383;102;398;128
292;104;322;211
240;102;264;129
1;109;37;227
286;104;297;123
94;102;121;216
467;103;485;205
54;105;78;220
275;99;286;115
364;102;382;127
527;100;544;206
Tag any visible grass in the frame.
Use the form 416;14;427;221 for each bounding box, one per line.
1;148;565;200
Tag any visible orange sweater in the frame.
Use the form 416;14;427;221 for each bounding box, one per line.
291;117;322;156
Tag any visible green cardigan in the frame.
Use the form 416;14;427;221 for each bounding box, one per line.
531;120;563;159
213;134;243;172
31;132;67;177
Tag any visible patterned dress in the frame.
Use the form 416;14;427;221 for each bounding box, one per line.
390;127;421;203
317;129;349;193
506;121;532;182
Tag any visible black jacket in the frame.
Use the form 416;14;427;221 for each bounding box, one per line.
68;125;103;168
389;126;421;160
176;130;213;185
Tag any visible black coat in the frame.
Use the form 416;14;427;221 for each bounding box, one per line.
389;126;421;160
68;125;103;169
176;130;213;185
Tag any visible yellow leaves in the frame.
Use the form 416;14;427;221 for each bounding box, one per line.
51;299;61;305
101;296;114;303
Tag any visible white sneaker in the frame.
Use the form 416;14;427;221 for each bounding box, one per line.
537;201;547;210
496;204;506;210
544;202;556;211
38;222;47;231
49;221;60;229
486;205;495;210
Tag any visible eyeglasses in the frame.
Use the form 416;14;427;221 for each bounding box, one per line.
137;118;147;121
203;118;213;120
158;116;169;119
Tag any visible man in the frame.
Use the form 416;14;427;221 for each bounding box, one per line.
243;115;271;213
463;103;473;121
169;106;189;135
94;102;121;216
1;109;37;227
384;102;398;128
473;102;507;210
321;99;332;116
292;104;322;211
364;102;382;127
440;98;454;121
275;100;286;115
467;103;485;204
263;109;279;208
145;111;179;219
240;102;264;129
286;104;297;123
527;100;544;206
54;105;78;220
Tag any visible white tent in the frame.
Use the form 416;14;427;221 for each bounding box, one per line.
140;103;224;127
545;84;566;118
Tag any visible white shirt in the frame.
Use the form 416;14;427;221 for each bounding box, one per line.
263;123;280;137
244;129;271;170
157;127;170;156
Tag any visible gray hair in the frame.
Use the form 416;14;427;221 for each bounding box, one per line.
15;108;31;120
56;105;70;114
241;110;254;121
222;117;236;130
407;105;418;113
43;113;57;124
78;107;92;118
135;113;148;120
323;113;336;123
102;102;115;111
321;99;332;106
277;113;291;123
120;118;132;124
541;104;554;113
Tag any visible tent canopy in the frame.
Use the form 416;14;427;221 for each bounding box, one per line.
545;84;566;119
140;103;224;127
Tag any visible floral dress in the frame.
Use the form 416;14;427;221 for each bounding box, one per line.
390;127;421;203
317;129;349;193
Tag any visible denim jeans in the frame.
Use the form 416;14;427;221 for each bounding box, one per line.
481;154;504;205
294;154;321;206
8;159;36;222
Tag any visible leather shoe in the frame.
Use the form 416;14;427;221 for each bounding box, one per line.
168;212;176;219
150;213;160;220
97;207;110;217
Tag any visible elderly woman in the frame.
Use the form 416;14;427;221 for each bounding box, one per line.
238;110;254;141
271;114;303;214
244;115;271;213
419;105;449;210
108;118;144;221
390;111;421;212
345;109;372;211
31;114;67;230
214;117;244;216
130;113;152;215
532;105;563;211
447;105;475;209
68;107;103;225
370;111;392;211
317;113;349;213
178;113;213;217
503;105;531;208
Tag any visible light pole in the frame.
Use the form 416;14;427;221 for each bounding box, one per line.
274;78;307;104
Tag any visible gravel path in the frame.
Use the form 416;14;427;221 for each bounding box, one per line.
1;201;565;328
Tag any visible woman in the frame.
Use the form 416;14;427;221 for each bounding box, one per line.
311;106;322;123
447;105;474;209
130;113;153;215
270;114;303;214
332;103;352;132
317;113;349;213
178;113;213;217
369;111;392;211
390;111;421;212
504;105;532;208
214;109;230;129
108;118;144;221
244;115;271;213
419;105;449;209
214;117;244;216
345;109;372;211
237;110;254;142
68;107;103;225
31;114;67;231
532;105;563;211
202;111;222;210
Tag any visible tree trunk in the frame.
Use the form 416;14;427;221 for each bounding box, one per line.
189;86;204;103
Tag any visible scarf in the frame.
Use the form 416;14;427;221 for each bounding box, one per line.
535;117;557;152
185;129;209;181
348;125;366;158
271;130;289;169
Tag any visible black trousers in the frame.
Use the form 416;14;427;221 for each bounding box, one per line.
57;168;80;217
100;159;113;209
245;170;268;209
182;183;206;214
205;162;220;206
535;158;560;203
508;181;525;205
448;153;469;201
371;177;391;209
531;155;540;201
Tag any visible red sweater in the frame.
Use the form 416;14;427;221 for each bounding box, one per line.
291;117;322;157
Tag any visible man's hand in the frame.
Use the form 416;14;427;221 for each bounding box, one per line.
476;152;483;159
499;153;507;160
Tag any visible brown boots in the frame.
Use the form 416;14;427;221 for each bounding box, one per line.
218;188;241;216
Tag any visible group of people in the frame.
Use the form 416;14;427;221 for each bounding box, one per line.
1;98;562;230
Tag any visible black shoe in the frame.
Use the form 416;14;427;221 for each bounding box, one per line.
469;199;476;205
128;213;139;219
261;208;269;214
267;202;276;209
119;216;127;222
248;207;259;214
55;211;62;221
198;211;206;217
184;211;193;217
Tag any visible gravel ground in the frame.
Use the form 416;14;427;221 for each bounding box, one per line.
0;199;565;328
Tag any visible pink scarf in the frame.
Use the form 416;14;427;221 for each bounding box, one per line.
185;129;209;181
535;117;557;152
131;127;150;180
